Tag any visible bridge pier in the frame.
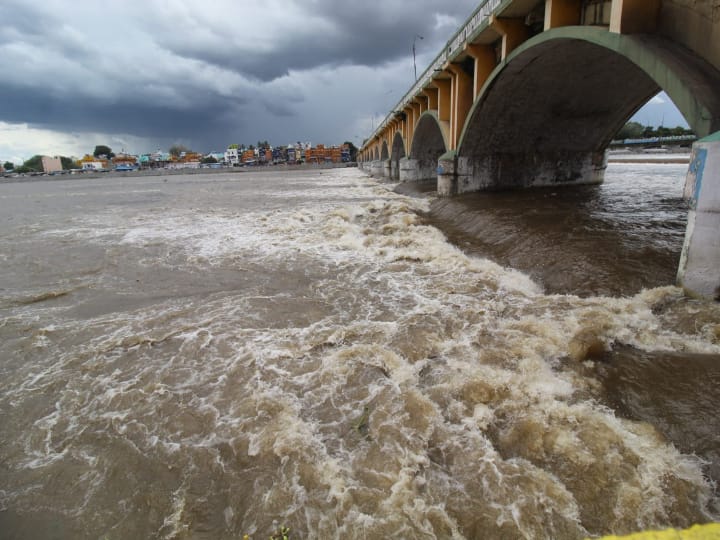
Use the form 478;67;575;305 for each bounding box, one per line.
390;159;400;180
399;157;420;182
438;150;607;195
437;152;458;196
678;132;720;300
382;159;391;178
399;157;441;183
369;160;384;177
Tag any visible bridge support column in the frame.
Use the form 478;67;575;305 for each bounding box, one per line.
444;150;606;195
437;152;458;196
390;159;400;180
399;157;420;182
370;160;384;177
678;132;720;300
382;159;391;178
399;157;444;184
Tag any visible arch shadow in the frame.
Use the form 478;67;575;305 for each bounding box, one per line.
390;131;406;180
407;111;449;182
457;27;720;192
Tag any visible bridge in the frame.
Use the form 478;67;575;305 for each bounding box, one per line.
359;0;720;300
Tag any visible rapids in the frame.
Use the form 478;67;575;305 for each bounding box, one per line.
0;167;718;539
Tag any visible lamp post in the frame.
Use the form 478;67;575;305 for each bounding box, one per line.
413;34;424;81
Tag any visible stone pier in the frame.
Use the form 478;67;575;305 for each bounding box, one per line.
678;132;720;300
398;157;441;183
438;150;607;196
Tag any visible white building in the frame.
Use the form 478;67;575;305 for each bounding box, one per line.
224;146;240;166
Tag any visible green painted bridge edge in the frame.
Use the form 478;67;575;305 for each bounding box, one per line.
700;130;720;142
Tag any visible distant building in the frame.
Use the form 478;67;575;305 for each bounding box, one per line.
41;156;63;173
225;145;241;166
77;154;109;170
112;154;139;170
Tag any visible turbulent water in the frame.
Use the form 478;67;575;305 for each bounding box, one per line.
1;166;719;539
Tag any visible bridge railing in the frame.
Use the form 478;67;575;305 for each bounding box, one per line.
364;0;502;151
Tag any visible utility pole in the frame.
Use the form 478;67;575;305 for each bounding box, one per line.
413;34;424;81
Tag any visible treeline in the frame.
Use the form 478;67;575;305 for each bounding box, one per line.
616;121;694;140
5;155;76;174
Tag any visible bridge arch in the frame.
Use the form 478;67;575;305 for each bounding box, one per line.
380;140;389;161
456;26;720;192
373;146;379;161
390;131;405;180
408;111;449;182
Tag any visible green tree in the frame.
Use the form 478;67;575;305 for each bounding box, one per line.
616;121;644;140
3;161;14;171
169;144;191;157
93;145;114;158
60;156;76;170
16;155;43;173
201;156;218;164
343;141;358;162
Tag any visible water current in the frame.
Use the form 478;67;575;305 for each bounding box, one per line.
1;165;719;539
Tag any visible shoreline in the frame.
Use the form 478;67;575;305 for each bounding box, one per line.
0;162;358;184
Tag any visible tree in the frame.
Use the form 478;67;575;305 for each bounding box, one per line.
60;156;76;170
169;144;190;157
616;121;644;140
343;141;358;162
17;155;43;173
93;145;114;158
3;161;14;171
201;156;218;164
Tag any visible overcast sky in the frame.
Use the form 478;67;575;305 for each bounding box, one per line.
0;0;685;164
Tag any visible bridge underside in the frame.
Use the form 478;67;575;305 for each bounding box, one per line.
401;113;447;183
455;38;660;194
449;32;720;195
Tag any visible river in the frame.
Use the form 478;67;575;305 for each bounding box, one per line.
1;164;718;539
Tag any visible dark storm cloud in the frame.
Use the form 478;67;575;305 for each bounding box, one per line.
0;83;243;141
158;1;480;81
0;0;479;152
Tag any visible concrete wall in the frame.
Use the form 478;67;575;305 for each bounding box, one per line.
454;151;607;193
660;0;720;76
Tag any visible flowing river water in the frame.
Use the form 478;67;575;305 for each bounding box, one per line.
1;164;719;539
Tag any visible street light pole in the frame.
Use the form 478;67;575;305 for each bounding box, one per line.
413;34;424;81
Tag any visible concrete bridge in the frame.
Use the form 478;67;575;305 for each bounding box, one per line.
359;0;720;300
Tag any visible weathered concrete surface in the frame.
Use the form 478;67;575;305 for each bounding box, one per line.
390;131;406;181
398;158;421;183
660;0;720;77
408;112;448;183
458;36;658;192
456;29;720;193
678;131;720;300
437;152;458;196
369;160;384;178
382;159;391;178
454;150;607;193
390;159;400;180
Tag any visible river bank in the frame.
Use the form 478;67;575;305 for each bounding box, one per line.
0;161;358;184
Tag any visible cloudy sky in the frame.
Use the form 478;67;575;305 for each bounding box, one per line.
0;0;685;164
